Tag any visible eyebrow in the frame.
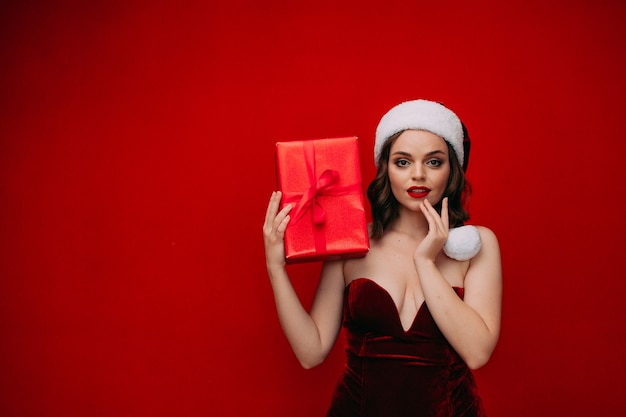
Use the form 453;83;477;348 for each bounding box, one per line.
391;149;447;158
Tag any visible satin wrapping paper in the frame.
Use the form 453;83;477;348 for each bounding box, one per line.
275;137;369;264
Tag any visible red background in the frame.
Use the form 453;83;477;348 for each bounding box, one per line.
1;1;625;416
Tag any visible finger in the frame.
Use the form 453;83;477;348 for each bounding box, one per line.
263;191;278;233
419;203;441;239
441;197;449;232
273;202;293;230
276;213;291;236
264;191;286;227
421;199;443;229
263;191;278;230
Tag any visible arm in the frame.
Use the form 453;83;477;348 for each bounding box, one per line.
263;192;345;369
414;199;502;369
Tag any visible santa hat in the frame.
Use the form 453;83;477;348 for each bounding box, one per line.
374;99;470;170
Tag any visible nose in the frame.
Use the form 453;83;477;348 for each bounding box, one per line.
411;163;425;180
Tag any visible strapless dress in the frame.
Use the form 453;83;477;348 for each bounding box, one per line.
325;278;486;417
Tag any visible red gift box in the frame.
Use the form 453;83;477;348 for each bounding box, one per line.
275;137;369;264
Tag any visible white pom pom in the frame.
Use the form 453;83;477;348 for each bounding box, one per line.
443;225;481;261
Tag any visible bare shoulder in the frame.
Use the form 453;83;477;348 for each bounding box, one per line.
463;226;502;317
341;236;388;284
342;251;373;285
466;225;502;287
474;225;500;255
475;225;498;241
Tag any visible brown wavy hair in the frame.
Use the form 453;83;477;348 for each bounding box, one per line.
367;131;471;239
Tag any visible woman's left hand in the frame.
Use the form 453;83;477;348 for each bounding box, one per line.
414;197;449;263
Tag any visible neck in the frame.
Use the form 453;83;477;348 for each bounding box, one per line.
386;207;430;240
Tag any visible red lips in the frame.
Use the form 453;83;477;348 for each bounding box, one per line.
407;186;430;199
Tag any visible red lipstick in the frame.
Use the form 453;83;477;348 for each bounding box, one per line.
407;186;430;199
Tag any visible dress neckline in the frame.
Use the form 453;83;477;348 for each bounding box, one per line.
346;278;464;333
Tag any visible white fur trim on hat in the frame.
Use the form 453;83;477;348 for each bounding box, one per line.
443;225;481;261
374;99;464;166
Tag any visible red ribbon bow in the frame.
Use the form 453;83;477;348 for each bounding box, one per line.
282;140;362;228
291;169;340;225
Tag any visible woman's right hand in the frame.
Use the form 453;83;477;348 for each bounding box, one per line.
263;191;292;270
262;191;344;369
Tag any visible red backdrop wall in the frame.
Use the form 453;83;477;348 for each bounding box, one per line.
2;1;625;416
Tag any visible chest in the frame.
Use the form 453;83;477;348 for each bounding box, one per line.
343;245;468;332
344;242;468;288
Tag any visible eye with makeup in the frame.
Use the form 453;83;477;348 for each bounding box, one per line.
393;158;412;168
426;158;444;168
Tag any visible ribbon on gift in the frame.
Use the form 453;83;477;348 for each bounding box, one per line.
288;169;340;224
283;141;362;227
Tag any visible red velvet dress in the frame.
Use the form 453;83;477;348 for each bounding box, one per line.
326;278;487;417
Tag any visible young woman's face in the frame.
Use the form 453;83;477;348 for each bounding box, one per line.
387;129;451;211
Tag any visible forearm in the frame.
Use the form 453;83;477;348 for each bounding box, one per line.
267;266;329;368
415;259;500;369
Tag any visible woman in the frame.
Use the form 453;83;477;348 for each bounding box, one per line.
263;99;502;416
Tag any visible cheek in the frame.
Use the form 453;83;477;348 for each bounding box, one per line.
387;168;405;186
430;170;451;200
387;170;405;197
437;168;451;187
